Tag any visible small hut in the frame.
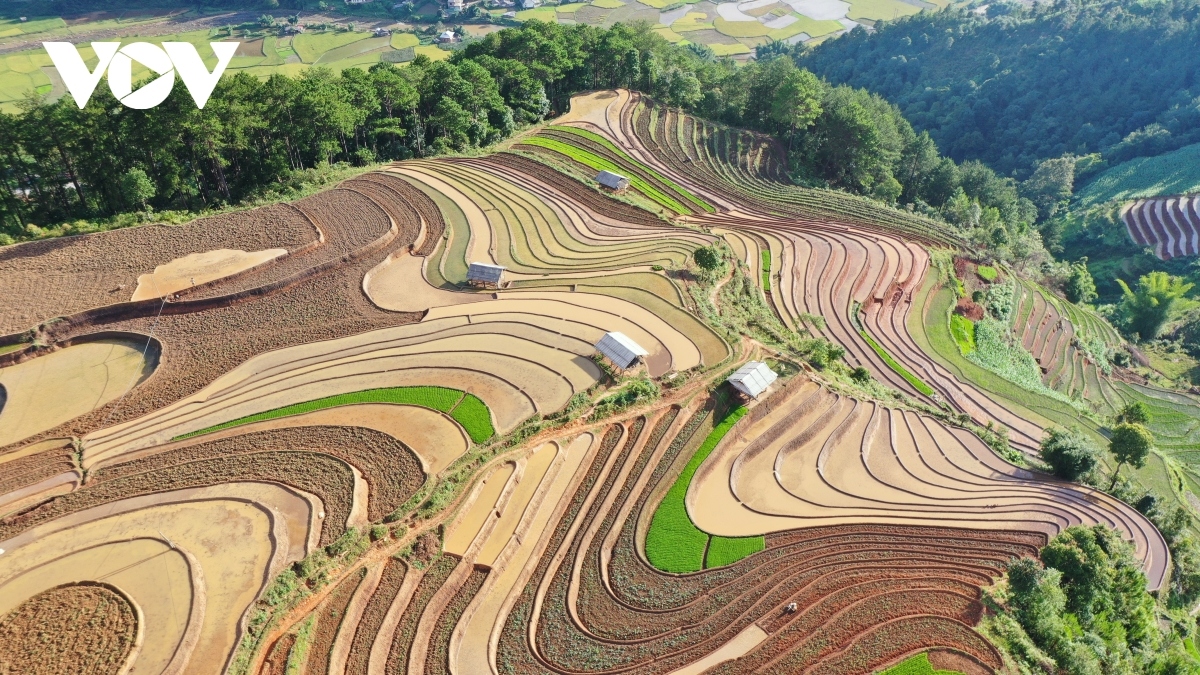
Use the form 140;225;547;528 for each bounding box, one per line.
466;262;505;288
596;170;630;192
595;331;648;370
437;30;457;43
727;361;777;399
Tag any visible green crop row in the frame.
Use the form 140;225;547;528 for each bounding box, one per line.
447;394;496;444
705;534;765;568
519;136;691;214
174;386;495;444
877;652;962;675
760;248;771;291
854;311;935;396
546;125;715;212
645;406;755;573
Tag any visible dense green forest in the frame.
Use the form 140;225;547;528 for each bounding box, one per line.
799;0;1200;178
0;19;1044;273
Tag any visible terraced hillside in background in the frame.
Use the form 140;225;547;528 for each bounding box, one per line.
0;89;1183;675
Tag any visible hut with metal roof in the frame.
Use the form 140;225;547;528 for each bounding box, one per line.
727;361;777;399
596;170;630;191
595;331;648;369
466;262;505;288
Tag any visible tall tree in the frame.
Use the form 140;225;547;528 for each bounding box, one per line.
1108;423;1154;490
1117;271;1194;341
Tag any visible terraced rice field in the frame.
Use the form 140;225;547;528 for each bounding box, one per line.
1121;195;1200;259
0;88;1179;674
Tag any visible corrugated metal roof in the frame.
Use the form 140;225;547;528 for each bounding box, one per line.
467;262;505;283
595;331;648;369
727;361;777;398
596;170;628;189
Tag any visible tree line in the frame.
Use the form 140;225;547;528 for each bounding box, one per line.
2;19;1052;267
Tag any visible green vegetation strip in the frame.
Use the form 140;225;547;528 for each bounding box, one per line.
876;653;962;675
760;248;771;291
174;386;495;444
646;406;763;573
854;311;935;396
519;136;691;214
547;126;714;212
949;314;975;355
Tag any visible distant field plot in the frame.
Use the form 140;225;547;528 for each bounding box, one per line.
846;0;921;21
713;16;772;37
517;7;559;20
775;14;843;38
293;30;373;63
1077;142;1200;207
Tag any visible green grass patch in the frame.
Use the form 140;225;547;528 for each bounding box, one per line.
292;30;372;64
876;652;962;675
521;136;691;214
949;314;975;355
646;406;748;573
516;7;559;21
976;265;998;282
713;16;771;38
705;534;764;567
854;309;935;396
760;248;771;290
285;615;316;675
448;393;497;444
0;17;66;37
768;14;843;40
1077;142;1200;207
390;32;420;49
173;386;495;444
652;25;688;43
1185;636;1200;661
709;43;754;56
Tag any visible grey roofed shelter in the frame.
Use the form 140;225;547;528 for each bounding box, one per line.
595;331;649;369
467;262;505;286
596;170;630;191
727;361;777;399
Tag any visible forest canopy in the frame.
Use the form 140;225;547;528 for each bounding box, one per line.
799;0;1200;178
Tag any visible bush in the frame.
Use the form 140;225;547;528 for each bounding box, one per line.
985;280;1015;322
589;378;659;421
1038;426;1099;481
694;245;723;271
1065;259;1097;304
977;264;999;282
